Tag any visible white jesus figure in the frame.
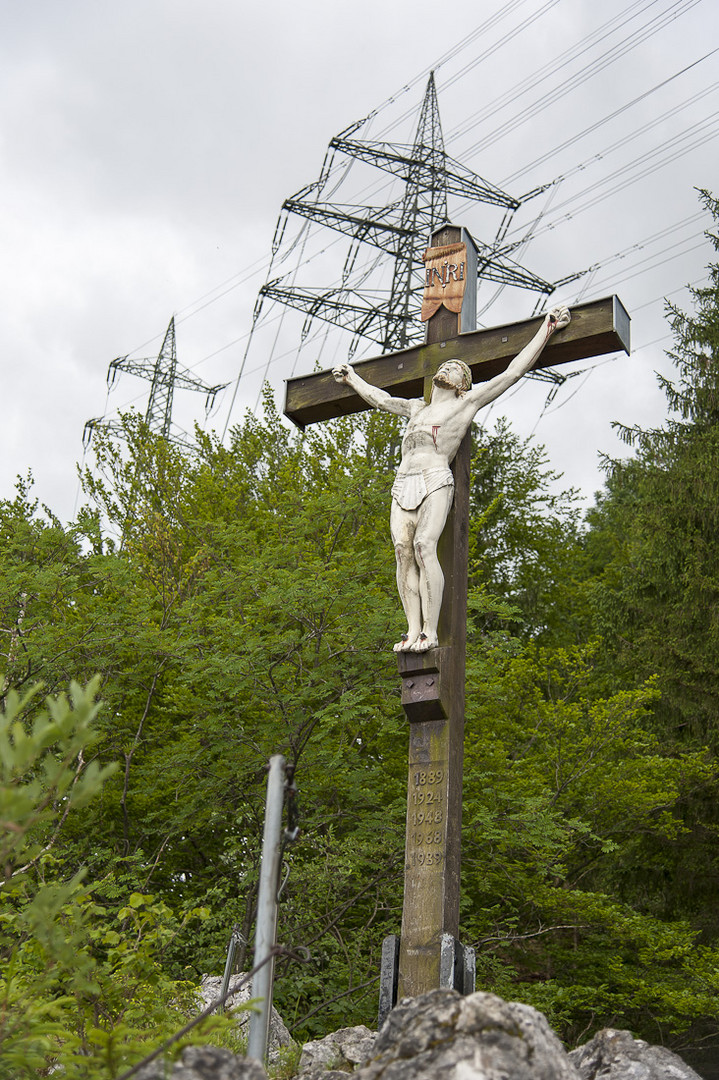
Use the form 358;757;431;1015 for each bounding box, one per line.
333;305;571;653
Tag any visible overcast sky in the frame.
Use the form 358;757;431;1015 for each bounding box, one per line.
2;0;718;523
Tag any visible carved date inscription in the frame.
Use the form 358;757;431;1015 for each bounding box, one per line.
407;766;446;868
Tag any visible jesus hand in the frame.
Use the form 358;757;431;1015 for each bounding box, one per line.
332;363;353;384
546;305;571;333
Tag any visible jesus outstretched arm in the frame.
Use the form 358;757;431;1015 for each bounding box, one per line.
331;364;415;418
461;306;571;415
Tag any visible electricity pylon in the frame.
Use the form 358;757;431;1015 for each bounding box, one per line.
255;72;578;366
83;317;227;449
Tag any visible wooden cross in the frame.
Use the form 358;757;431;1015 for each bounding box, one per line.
284;224;630;1018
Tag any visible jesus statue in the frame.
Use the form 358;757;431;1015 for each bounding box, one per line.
332;305;570;653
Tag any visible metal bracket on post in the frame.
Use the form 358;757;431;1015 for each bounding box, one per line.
378;932;475;1028
378;934;400;1029
439;933;476;995
397;648;450;723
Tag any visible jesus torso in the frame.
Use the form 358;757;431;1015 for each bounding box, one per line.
397;397;475;476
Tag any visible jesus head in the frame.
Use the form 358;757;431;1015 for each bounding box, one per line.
432;359;472;396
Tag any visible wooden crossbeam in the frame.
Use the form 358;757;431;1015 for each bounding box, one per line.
284;295;630;429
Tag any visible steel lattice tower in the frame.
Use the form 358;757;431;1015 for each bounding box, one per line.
383;71;450;350
255;73;576;367
143;316;178;438
83;317;227;449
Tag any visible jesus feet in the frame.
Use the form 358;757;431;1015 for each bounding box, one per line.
409;632;438;653
393;627;439;652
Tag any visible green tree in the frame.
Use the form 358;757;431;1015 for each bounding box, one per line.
558;189;719;1038
468;419;584;642
586;191;719;744
71;404;411;1034
0;681;218;1079
5;336;719;1053
461;614;719;1044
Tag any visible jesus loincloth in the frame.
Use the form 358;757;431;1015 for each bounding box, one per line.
391;467;454;512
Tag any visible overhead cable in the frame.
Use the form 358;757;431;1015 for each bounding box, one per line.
458;0;702;158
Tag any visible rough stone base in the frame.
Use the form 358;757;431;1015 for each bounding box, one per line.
134;1044;266;1080
351;987;580;1080
298;1024;378;1079
569;1027;703;1080
131;987;708;1080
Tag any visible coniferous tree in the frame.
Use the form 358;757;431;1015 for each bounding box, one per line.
581;190;719;951
587;190;719;744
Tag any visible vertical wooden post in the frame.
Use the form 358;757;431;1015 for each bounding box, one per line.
395;224;472;999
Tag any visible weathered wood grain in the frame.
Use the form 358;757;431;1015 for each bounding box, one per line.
284;295;630;429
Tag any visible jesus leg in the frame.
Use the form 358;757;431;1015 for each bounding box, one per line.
410;486;454;652
390;503;422;651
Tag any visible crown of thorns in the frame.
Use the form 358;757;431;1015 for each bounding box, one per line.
437;359;472;391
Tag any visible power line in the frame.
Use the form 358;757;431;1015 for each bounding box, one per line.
102;5;712;387
457;0;703;159
83;317;227;450
88;1;713;454
498;46;719;186
448;0;661;144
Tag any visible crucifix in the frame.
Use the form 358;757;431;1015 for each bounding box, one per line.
284;224;630;1022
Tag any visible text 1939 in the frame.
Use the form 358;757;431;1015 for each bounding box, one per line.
409;851;443;867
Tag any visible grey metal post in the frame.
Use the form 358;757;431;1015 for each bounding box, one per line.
247;754;286;1062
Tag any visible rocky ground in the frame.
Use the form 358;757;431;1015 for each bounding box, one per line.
133;985;708;1080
